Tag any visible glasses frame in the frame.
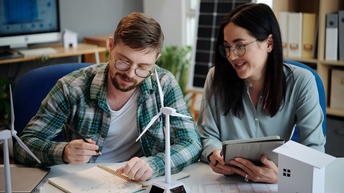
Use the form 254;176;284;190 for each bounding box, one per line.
219;39;257;58
113;59;153;78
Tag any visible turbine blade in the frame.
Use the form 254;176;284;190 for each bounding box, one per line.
154;69;164;108
13;134;41;163
136;112;162;141
9;85;15;132
172;112;192;119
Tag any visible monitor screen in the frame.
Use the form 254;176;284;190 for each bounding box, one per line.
0;0;61;48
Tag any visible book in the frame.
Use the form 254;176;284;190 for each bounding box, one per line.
288;12;303;58
48;164;190;193
222;136;285;166
325;13;338;60
302;13;317;59
338;10;344;61
0;165;50;193
278;12;289;57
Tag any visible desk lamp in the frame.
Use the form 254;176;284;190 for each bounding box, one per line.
0;85;41;193
135;69;191;193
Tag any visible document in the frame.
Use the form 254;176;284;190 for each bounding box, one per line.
48;164;190;193
194;174;277;193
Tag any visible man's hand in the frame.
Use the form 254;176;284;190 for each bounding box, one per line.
116;157;153;182
63;139;100;164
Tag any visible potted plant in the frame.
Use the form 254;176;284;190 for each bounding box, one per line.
156;45;191;95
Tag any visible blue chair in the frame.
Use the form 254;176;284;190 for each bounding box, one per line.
284;60;326;142
12;63;92;141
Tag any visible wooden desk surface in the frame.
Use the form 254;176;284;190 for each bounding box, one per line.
0;43;107;65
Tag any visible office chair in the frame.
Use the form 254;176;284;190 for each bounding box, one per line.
12;63;92;141
284;60;326;142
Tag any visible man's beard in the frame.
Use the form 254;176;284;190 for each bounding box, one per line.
111;72;141;92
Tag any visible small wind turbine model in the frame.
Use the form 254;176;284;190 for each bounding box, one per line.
0;85;41;193
135;69;191;193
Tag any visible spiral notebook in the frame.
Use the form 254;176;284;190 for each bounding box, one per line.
48;164;190;193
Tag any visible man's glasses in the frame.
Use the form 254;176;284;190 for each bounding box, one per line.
114;59;152;78
219;40;257;58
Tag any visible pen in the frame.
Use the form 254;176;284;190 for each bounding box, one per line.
65;125;102;155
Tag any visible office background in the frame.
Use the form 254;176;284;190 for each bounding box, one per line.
0;0;343;157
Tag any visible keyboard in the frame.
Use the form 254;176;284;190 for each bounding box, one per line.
17;47;57;56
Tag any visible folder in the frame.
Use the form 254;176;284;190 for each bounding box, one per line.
279;12;289;57
302;13;317;59
325;13;338;61
339;10;344;61
288;12;303;58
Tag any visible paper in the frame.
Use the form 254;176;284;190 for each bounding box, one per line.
194;175;277;193
48;164;190;193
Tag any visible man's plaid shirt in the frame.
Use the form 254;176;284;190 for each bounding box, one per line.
14;63;201;178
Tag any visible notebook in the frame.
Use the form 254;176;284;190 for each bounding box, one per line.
0;165;50;193
222;136;285;166
48;164;190;193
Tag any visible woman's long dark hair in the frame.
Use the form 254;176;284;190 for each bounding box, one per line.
208;3;285;118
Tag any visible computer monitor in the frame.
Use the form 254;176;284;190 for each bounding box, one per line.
0;0;61;49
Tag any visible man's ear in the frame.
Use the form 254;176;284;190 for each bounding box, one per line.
108;36;114;51
267;34;274;52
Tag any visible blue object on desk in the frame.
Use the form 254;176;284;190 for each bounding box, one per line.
285;60;326;142
12;63;92;141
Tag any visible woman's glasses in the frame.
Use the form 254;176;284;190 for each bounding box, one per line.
219;40;257;58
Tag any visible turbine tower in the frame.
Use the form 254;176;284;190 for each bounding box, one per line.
0;85;41;193
136;69;191;193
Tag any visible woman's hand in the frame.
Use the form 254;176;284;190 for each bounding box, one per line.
208;149;235;175
229;154;278;184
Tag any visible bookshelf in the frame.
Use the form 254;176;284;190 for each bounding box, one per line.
273;0;344;117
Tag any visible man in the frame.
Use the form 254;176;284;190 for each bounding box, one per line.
14;12;201;182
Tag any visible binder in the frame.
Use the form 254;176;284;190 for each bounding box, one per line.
279;12;289;57
288;12;303;58
325;13;338;60
339;10;344;61
302;13;317;59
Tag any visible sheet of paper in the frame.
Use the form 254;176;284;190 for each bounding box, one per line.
48;166;142;193
193;174;277;193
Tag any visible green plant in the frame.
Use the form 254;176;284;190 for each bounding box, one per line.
156;45;192;94
0;77;10;129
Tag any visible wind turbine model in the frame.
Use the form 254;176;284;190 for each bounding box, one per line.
0;85;41;193
135;69;191;193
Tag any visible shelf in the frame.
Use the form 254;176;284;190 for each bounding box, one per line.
327;108;344;117
0;43;107;65
273;0;344;117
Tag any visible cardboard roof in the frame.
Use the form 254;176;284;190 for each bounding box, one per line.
273;140;336;169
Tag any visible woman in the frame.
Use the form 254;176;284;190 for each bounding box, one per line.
198;3;325;184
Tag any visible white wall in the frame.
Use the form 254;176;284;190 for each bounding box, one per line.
143;0;186;47
59;0;143;41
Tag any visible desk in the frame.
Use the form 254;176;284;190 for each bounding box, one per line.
34;158;344;193
0;43;107;65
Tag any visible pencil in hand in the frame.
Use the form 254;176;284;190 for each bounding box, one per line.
65;125;102;155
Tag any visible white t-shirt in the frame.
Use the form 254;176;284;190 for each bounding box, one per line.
96;91;142;162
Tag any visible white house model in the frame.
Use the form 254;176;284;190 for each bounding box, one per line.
273;141;336;193
63;29;78;48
